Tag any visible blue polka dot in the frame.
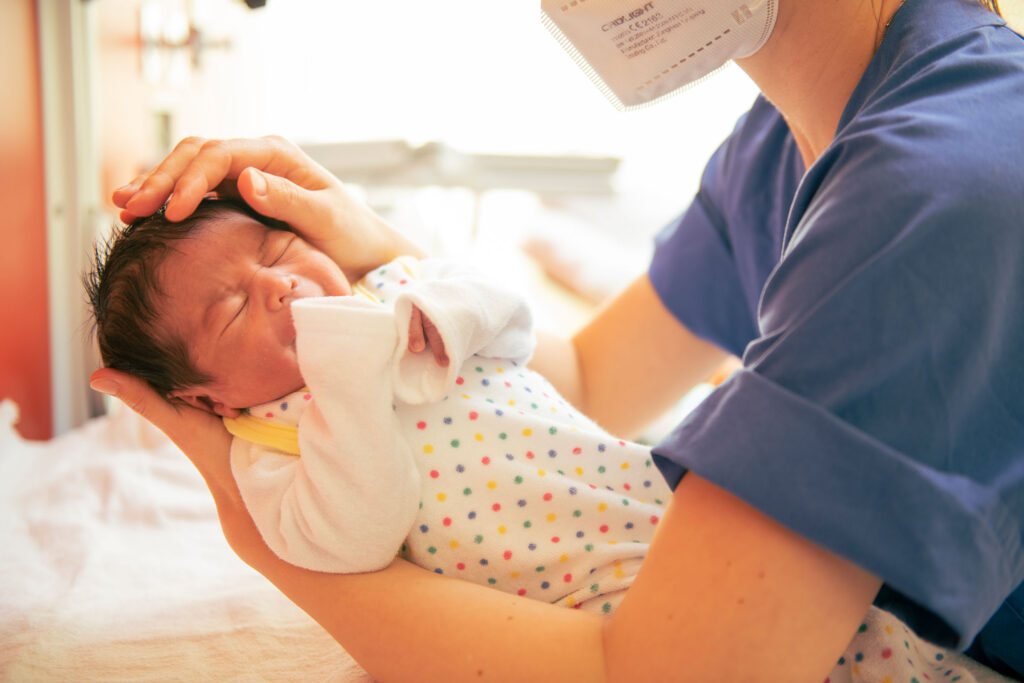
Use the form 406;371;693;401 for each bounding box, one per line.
496;409;504;416
280;402;288;411
576;531;585;538
468;511;477;519
540;581;549;589
568;487;578;495
518;499;527;507
480;558;489;565
643;480;652;487
625;522;634;530
444;417;452;425
456;464;465;473
548;450;557;458
434;568;443;574
482;379;490;386
420;525;429;533
598;444;606;452
528;543;537;550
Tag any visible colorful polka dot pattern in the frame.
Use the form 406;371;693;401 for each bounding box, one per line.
823;607;976;683
396;353;671;611
246;260;674;613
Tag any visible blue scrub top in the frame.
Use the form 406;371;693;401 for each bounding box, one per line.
648;0;1024;676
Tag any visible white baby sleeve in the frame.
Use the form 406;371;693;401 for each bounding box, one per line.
231;296;420;573
390;259;535;404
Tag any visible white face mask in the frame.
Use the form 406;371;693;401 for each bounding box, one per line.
542;0;777;110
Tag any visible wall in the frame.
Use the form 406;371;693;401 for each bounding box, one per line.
0;0;52;439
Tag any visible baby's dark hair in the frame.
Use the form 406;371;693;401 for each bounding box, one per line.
85;197;290;399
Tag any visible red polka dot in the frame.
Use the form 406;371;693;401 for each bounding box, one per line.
456;377;464;385
526;451;535;459
599;525;609;533
503;550;512;560
551;536;560;543
492;503;501;511
543;493;553;501
399;279;408;285
416;421;427;430
623;483;632;491
504;382;511;387
443;517;452;526
650;515;659;525
563;573;572;582
618;440;626;446
572;447;582;455
430;470;440;478
881;648;892;659
457;563;466;570
481;456;491;465
265;412;274;418
468;411;478;420
517;589;527;596
303;393;311;401
573;603;582;609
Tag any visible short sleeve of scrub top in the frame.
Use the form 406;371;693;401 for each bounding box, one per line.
648;0;1024;674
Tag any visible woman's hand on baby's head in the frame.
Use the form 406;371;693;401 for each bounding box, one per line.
113;135;426;281
409;305;449;367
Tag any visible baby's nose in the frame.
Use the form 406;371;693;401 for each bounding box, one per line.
255;269;296;311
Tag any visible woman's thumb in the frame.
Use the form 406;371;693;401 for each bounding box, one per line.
237;167;327;229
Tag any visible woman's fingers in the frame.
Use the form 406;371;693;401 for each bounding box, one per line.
115;136;333;223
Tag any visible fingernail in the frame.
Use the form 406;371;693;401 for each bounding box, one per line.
250;169;267;197
90;378;120;396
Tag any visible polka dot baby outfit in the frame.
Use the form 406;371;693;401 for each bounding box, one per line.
227;258;672;613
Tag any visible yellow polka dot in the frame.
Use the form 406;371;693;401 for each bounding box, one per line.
510;571;520;579
461;393;470;399
852;665;860;677
620;462;630;470
559;554;569;563
496;367;504;373
597;502;608;512
498;525;507;535
537;469;546;477
487;480;498;490
522;428;532;436
575;467;584;476
449;540;459;549
614;568;625;579
436;493;447;502
475;433;484;442
508;400;516;406
546;513;557;522
550;407;557;413
565;596;577;607
608;540;619;545
885;625;893;635
881;678;892;683
423;444;434;454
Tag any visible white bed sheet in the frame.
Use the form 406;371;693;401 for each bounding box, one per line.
0;400;371;682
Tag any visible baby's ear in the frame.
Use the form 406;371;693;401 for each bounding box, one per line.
169;389;241;418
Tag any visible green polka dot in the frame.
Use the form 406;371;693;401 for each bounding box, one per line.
428;546;437;554
487;578;497;585
474;535;484;544
598;466;606;474
584;544;594;552
548;426;557;434
858;623;868;633
451;439;460;448
573;510;582;517
536;566;546;572
601;602;612;613
621;499;630;506
499;432;507;440
514;475;523;484
531;403;539;409
590;584;599;592
524;521;532;528
475;366;484;372
463;487;473;496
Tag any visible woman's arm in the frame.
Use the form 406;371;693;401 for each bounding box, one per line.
91;368;880;682
532;274;732;439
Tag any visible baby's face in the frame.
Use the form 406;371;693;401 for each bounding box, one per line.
158;213;351;416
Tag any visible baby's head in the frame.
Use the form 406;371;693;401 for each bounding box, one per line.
87;198;351;417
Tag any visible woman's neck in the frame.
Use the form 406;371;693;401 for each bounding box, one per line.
736;0;906;169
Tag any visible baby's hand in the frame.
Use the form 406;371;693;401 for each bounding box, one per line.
408;305;448;367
